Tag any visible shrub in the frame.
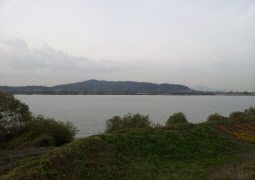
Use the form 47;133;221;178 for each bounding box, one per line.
0;91;78;148
244;107;255;117
6;115;77;148
0;91;32;139
22;115;78;146
105;113;153;133
229;111;245;119
207;113;227;122
30;134;56;147
7;133;56;149
165;112;188;126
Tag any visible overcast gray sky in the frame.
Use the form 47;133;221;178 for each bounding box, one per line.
0;0;254;91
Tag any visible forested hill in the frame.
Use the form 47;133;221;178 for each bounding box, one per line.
51;80;191;92
0;80;191;93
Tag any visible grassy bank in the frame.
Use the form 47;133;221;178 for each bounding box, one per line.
1;119;255;180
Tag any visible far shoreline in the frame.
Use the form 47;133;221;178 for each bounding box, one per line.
11;93;255;96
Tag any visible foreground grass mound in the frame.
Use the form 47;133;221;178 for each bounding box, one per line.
1;123;254;180
0;137;135;180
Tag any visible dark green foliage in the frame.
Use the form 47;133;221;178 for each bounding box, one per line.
207;107;255;123
0;91;31;130
165;112;188;126
0;91;77;149
244;107;255;117
207;113;227;122
6;115;77;148
229;111;245;119
7;132;56;149
31;115;77;146
105;116;122;133
105;113;155;133
0;91;32;144
20;115;77;146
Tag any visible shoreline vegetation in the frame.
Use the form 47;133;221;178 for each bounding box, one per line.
1;91;255;179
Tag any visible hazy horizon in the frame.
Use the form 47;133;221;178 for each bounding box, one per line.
1;0;254;91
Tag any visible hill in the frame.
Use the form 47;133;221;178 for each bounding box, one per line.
52;80;191;92
192;85;230;92
0;80;192;93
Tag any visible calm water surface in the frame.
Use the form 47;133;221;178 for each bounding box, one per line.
15;95;255;138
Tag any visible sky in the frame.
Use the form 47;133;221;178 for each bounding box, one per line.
0;0;254;91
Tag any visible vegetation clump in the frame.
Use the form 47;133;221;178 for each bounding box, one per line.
0;91;32;143
229;111;245;119
105;113;156;133
207;113;227;122
244;107;255;117
0;91;77;149
7;115;77;149
165;112;188;126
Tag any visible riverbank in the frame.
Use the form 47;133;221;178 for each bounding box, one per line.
1;117;255;180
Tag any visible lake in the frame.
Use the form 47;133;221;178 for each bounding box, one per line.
15;95;255;138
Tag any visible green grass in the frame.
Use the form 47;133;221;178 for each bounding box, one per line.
1;121;255;180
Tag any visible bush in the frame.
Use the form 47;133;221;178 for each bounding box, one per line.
7;133;56;149
165;112;188;126
244;107;255;117
105;113;153;133
7;115;77;148
0;91;32;139
207;113;227;122
22;115;78;146
0;91;78;148
229;111;245;119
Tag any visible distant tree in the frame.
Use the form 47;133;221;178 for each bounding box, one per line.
165;112;188;126
207;113;227;122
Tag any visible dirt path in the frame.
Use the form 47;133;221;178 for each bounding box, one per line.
0;147;56;172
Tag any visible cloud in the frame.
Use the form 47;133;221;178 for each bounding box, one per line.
1;39;28;53
0;39;254;90
0;40;127;74
0;39;143;86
